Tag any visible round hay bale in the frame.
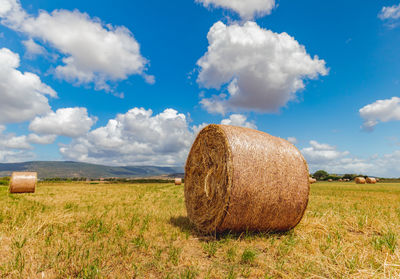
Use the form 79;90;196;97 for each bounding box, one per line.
366;177;376;184
338;179;343;182
174;178;182;185
309;177;316;184
355;177;366;184
184;124;310;233
328;179;333;182
9;172;37;194
376;178;380;182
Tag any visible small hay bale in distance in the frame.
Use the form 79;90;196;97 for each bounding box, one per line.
184;124;310;234
309;177;316;184
9;172;37;194
355;177;366;184
328;179;333;182
174;178;182;185
366;177;376;184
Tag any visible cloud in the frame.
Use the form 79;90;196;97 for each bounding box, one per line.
359;97;400;131
0;0;152;91
300;140;400;177
379;3;400;20
0;47;56;124
301;140;349;165
220;114;257;129
27;134;56;144
59;108;195;166
197;21;328;115
196;0;275;20
191;123;208;135
287;137;297;144
29;107;96;138
301;140;373;174
0;0;25;24
22;38;47;57
0;149;35;162
0;125;35;162
0;133;31;149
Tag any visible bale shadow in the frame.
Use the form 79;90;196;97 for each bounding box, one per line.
169;215;294;242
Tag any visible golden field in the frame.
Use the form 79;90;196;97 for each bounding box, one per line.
0;181;399;278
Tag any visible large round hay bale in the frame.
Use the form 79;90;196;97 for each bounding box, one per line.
174;178;182;185
9;172;37;193
366;177;376;184
355;177;366;184
184;124;310;233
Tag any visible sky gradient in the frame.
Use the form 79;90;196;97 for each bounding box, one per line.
0;0;400;177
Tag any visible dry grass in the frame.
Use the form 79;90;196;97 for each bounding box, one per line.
0;181;399;278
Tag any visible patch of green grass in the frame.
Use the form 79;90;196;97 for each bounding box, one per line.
202;241;219;257
241;248;257;264
372;231;397;253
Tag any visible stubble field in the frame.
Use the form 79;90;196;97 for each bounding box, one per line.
0;181;399;278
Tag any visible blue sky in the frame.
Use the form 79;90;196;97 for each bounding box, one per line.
0;0;400;177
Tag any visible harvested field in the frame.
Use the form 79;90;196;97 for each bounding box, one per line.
0;181;399;278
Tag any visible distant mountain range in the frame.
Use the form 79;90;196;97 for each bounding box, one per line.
0;161;184;179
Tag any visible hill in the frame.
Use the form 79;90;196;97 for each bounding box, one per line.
0;161;184;178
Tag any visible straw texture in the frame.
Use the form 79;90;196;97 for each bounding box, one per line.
366;177;376;184
9;172;37;193
184;124;310;234
174;178;182;185
355;177;366;184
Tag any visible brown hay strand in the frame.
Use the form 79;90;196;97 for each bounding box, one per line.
366;177;376;184
355;177;366;184
184;124;310;234
174;178;182;185
9;172;37;193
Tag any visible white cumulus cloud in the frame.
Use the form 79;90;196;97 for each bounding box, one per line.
301;140;349;165
301;139;400;177
0;133;31;149
0;47;56;124
379;3;400;20
59;108;195;166
22;38;47;57
196;0;275;20
197;21;328;115
29;107;96;138
27;133;57;144
359;97;400;131
220;114;257;129
0;0;152;91
301;140;372;174
0;125;35;162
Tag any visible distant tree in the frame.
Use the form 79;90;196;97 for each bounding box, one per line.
342;174;356;180
313;170;329;181
326;175;340;181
